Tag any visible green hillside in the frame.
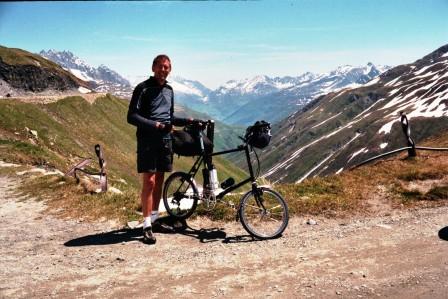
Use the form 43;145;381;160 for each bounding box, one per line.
0;94;247;187
0;46;61;67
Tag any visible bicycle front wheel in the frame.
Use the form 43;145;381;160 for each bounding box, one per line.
239;187;289;239
163;172;199;219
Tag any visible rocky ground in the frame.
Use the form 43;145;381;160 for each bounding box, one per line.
1;173;448;298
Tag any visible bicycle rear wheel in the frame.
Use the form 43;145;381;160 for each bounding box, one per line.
163;172;199;219
238;187;288;239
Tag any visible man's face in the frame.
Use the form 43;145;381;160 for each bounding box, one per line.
152;58;171;82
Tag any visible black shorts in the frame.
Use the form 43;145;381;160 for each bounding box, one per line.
137;138;173;173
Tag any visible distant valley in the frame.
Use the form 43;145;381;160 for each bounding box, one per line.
173;64;391;125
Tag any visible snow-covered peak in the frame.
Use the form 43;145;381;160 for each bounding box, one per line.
240;75;270;93
332;65;356;75
213;63;390;98
216;75;291;96
221;80;239;90
169;76;211;102
39;49;132;98
376;64;392;74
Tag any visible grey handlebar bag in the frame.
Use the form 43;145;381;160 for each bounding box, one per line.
172;129;213;157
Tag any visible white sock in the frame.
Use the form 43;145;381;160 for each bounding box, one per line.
143;216;152;229
151;211;159;223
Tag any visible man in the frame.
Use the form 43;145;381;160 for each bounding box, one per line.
127;54;200;244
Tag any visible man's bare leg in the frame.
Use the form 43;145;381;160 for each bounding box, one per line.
151;172;165;212
150;172;176;232
141;172;157;244
141;172;157;219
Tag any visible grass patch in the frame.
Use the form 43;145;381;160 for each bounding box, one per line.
18;174;141;224
398;170;444;181
195;202;236;222
0;139;62;167
394;186;424;202
276;176;357;217
424;185;448;200
393;184;448;205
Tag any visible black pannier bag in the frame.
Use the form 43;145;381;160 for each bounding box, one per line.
245;120;272;149
172;128;213;156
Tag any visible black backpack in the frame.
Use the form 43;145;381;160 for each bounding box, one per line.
172;128;213;156
245;120;272;149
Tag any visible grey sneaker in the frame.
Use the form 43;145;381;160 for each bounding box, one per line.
142;227;156;245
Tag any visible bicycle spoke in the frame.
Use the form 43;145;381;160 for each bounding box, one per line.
239;188;289;239
268;204;282;211
244;204;262;210
163;173;198;219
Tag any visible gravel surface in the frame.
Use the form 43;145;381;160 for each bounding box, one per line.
1;174;448;298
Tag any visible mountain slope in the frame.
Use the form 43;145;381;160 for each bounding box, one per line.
0;45;91;97
260;44;448;183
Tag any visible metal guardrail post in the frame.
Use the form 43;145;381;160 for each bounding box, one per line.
351;113;448;170
400;113;417;157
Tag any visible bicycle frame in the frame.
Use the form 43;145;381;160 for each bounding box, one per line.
183;136;258;201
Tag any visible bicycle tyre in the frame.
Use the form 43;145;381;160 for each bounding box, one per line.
163;172;199;220
238;187;289;239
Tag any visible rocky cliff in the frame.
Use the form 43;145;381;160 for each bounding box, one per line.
0;45;90;97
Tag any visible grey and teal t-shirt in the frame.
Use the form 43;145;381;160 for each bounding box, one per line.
127;76;189;142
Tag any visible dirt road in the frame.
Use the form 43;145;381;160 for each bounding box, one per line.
1;174;448;298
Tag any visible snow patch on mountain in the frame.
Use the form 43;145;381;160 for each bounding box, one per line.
170;81;204;97
69;68;94;82
347;147;368;163
78;86;91;94
294;132;362;183
311;112;342;129
169;76;211;103
378;57;448;135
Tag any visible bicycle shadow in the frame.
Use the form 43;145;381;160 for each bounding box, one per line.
438;226;448;241
177;223;260;244
64;216;261;247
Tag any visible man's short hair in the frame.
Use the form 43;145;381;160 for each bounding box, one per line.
152;54;171;67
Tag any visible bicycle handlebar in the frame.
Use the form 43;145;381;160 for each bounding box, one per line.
250;122;271;128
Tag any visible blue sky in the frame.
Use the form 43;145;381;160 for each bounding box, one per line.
1;0;447;88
